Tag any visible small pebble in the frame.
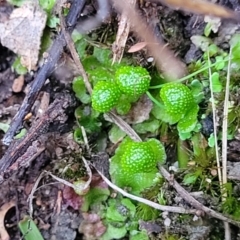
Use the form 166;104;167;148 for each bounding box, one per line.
12;75;24;93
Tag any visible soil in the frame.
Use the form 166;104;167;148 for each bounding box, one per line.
1;0;240;240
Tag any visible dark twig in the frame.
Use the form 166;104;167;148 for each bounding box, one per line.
2;0;86;145
0;93;75;176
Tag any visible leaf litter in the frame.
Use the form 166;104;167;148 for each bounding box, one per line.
0;1;47;70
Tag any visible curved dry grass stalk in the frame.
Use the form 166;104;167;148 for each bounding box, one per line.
96;168;198;215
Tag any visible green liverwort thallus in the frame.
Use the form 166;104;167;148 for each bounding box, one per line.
159;82;199;139
160;82;194;119
91;65;151;113
91;81;121;113
110;137;166;194
115;66;151;97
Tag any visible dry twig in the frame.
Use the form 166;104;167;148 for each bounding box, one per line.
159;166;240;227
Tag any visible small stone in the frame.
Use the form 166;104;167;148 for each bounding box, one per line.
12;75;24;93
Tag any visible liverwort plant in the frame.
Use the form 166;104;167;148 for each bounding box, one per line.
109;137;166;195
91;65;151;114
149;82;199;140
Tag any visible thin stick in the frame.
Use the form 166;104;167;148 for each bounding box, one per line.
222;48;232;187
149;57;231;89
207;51;222;186
96;168;198;215
28;171;46;218
105;111;141;141
221;48;232;240
159;166;240;227
60;16;92;94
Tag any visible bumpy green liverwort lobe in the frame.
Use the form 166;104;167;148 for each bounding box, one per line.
110;137;166;194
159;82;199;139
115;66;151;97
121;142;156;174
92;81;121;113
160;83;194;118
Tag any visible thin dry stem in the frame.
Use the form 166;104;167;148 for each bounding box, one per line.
208;52;222;186
60;16;93;94
105;111;142;141
221;48;232;240
159;166;240;227
222;48;232;186
112;0;136;63
28;171;46;218
96;168;198;215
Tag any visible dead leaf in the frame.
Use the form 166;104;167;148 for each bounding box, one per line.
79;213;106;238
0;201;16;240
204;16;221;33
128;42;147;53
124;94;153;124
0;1;47;70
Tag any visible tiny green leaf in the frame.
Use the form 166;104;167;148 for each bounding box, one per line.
93;47;112;65
12;57;27;75
46;16;60;28
39;0;56;12
204;22;212;37
130;231;149;240
0;122;9;133
183;173;199;185
109;125;126;144
211;72;222;93
101;224;127;240
208;133;215;147
72;77;91;104
18;216;44;240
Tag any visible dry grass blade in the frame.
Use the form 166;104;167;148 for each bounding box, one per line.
208;52;222;186
60;15;92;94
105;111;141;141
159;0;240;21
111;0;187;80
221;49;232;240
222;48;232;187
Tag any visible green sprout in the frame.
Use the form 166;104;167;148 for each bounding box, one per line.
18;216;44;240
